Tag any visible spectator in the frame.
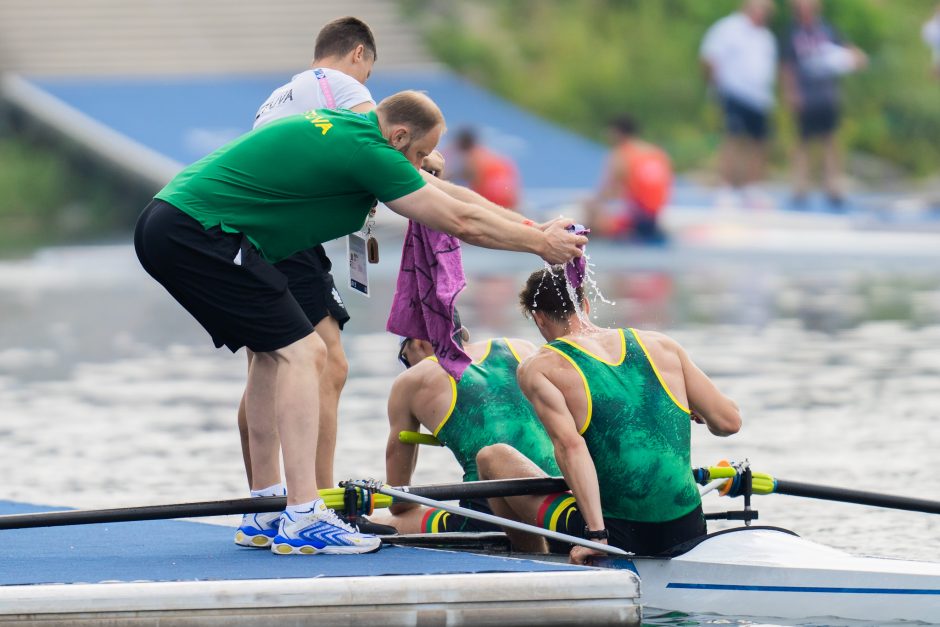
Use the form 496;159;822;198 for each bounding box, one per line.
450;127;521;210
700;0;777;208
782;0;867;210
923;4;940;78
584;115;671;243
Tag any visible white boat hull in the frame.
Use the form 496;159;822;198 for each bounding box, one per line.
601;527;940;623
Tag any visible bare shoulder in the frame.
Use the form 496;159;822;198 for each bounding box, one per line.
634;328;682;354
505;337;538;360
393;359;449;395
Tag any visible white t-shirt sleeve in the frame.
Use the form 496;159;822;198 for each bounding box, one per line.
324;70;375;110
700;18;726;62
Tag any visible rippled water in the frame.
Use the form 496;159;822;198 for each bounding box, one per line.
0;237;937;625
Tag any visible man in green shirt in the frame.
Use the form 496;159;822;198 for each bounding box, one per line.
474;266;741;561
135;91;587;555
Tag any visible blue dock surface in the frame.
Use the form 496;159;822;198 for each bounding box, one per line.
0;500;582;585
0;500;642;625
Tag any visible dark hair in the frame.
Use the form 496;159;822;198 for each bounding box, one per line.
608;114;639;137
454;127;477;151
377;90;446;141
519;266;585;323
314;16;377;62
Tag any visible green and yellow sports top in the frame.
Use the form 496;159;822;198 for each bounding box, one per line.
546;328;700;523
432;339;560;483
156;109;425;263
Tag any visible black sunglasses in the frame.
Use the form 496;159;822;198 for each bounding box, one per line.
398;339;412;368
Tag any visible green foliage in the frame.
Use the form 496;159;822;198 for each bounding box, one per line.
410;0;940;175
0;137;127;254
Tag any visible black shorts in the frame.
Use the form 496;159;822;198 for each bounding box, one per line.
420;498;501;533
798;103;840;139
134;199;314;353
541;492;706;556
721;95;770;141
275;246;350;330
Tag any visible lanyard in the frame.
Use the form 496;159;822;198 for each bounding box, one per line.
313;68;337;109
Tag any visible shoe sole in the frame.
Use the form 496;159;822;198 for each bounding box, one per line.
271;541;382;555
234;530;274;548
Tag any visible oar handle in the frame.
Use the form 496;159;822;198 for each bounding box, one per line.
399;431;443;446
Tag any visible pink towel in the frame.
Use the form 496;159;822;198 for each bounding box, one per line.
386;220;471;380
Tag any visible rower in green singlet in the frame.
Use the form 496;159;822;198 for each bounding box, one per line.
475;266;742;561
369;311;559;545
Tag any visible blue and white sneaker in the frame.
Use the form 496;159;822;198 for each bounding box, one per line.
271;500;382;555
234;512;281;548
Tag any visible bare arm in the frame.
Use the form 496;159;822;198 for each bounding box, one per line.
679;346;741;436
385;184;587;265
350;101;376;113
420;169;527;224
518;356;606;564
385;376;421;514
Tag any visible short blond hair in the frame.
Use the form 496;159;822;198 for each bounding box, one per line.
377;90;446;140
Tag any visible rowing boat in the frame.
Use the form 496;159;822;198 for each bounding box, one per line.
389;525;940;623
597;526;940;623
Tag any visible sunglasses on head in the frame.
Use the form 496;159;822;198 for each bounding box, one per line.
398;339;412;368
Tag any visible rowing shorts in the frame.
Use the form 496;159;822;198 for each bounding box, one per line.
420;498;501;533
536;492;707;556
134;199;314;353
274;245;350;330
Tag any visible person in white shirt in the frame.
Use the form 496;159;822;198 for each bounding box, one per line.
235;18;378;524
700;0;777;207
924;4;940;78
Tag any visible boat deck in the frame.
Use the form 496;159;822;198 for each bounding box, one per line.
0;500;640;625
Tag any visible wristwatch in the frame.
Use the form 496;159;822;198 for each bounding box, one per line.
584;527;609;540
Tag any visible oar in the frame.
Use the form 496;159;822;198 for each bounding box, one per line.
0;477;569;530
772;478;940;514
344;479;630;556
697;465;940;515
399;430;443;446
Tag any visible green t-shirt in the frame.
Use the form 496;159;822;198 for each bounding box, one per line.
155;109;425;262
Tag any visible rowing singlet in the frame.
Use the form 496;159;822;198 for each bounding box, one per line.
432;339;560;482
545;328;699;522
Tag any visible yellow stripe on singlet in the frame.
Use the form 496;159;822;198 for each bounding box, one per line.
629;328;690;414
544;344;593;435
504;338;523;363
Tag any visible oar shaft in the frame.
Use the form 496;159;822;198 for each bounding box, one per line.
774;479;940;515
403;477;568;501
355;481;629;556
0;496;286;530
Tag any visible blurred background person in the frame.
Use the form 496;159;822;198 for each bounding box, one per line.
782;0;868;210
700;0;777;209
449;127;521;211
924;4;940;79
584;115;671;243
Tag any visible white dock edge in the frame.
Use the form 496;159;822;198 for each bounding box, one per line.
0;570;641;626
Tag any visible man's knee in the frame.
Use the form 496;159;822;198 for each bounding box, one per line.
325;344;349;389
476;443;519;477
267;332;327;371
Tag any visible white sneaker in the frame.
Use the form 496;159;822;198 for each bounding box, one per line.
271;500;382;555
234;511;281;548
